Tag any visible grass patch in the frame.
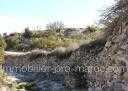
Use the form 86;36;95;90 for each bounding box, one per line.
16;82;34;90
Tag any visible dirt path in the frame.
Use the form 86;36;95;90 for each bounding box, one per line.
5;51;30;56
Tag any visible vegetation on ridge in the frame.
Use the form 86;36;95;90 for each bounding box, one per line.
3;23;102;52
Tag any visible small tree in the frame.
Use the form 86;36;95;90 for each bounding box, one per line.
23;27;32;38
46;21;64;33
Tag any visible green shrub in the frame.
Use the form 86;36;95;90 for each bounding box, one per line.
0;35;6;64
5;33;21;51
31;34;83;50
4;26;102;51
86;25;102;32
16;82;34;90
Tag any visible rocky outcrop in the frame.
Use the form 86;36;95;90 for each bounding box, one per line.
86;23;128;91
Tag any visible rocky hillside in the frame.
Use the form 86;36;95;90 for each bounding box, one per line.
3;23;128;91
96;23;128;90
3;38;105;91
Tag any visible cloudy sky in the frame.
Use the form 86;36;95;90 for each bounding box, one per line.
0;0;114;33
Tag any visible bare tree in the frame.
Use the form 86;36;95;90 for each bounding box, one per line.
46;21;64;33
101;0;128;32
23;27;32;38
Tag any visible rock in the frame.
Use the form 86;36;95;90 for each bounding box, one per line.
17;89;26;91
0;86;10;91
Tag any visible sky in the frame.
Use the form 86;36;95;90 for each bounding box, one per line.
0;0;114;33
